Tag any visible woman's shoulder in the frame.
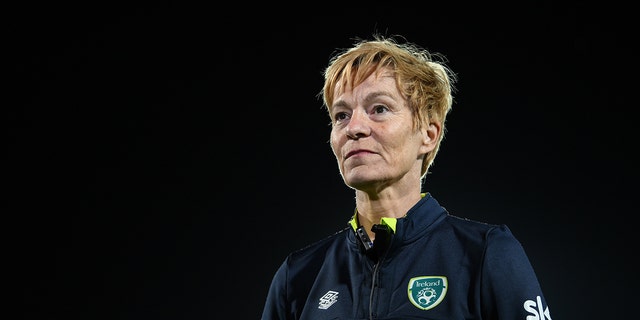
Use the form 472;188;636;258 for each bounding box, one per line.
288;227;352;262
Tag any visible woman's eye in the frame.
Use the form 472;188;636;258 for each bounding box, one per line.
373;105;389;114
335;112;348;121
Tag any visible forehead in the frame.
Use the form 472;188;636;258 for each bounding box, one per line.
332;68;397;101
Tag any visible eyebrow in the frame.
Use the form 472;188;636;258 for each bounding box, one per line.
332;90;397;110
363;91;396;104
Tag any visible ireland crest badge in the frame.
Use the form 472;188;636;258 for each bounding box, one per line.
407;276;448;310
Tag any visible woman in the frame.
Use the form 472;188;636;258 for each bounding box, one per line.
261;34;551;320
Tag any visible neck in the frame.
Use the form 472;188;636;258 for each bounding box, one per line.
354;188;422;240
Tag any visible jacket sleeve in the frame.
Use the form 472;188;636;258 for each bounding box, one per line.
481;225;552;320
261;259;290;320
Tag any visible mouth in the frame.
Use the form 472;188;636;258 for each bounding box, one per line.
345;149;373;159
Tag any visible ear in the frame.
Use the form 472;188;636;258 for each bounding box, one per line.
420;121;441;153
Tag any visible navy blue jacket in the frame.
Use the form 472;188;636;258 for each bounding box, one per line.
261;193;551;319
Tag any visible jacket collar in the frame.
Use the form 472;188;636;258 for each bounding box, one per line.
347;193;448;244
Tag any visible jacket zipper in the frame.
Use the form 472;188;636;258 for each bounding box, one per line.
369;260;381;320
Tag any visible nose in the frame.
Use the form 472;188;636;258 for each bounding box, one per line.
345;109;370;139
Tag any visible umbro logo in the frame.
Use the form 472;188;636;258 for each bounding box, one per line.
318;290;339;310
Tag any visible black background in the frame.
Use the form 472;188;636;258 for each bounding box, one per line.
9;2;637;319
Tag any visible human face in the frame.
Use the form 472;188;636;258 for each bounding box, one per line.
329;69;436;192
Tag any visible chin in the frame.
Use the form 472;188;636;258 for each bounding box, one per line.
344;175;380;190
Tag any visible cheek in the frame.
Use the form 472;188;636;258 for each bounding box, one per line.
384;129;421;156
329;131;341;157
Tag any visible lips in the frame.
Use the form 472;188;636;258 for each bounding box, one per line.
345;149;374;159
